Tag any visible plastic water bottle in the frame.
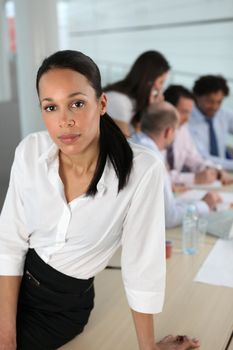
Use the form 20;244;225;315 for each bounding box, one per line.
182;204;199;255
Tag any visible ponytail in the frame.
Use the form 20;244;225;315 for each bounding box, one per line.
87;114;133;196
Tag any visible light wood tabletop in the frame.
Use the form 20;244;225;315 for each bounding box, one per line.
158;228;233;350
60;226;233;350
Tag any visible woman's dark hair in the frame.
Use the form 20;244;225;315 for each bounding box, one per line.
164;85;194;107
36;50;133;196
104;50;170;125
193;75;229;97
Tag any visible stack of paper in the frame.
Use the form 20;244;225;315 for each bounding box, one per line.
189;180;222;190
194;239;233;288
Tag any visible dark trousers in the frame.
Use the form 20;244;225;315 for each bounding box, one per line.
17;249;95;350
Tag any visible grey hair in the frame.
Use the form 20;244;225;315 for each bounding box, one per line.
141;103;178;135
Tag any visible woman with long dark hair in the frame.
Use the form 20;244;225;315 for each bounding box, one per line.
0;50;199;350
105;50;170;136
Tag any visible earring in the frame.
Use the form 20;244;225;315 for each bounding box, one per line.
67;119;75;127
152;88;159;97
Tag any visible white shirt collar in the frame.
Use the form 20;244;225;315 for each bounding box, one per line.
192;104;221;121
38;141;59;165
38;140;107;196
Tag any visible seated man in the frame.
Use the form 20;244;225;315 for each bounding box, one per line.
164;84;231;187
131;101;221;228
189;75;233;171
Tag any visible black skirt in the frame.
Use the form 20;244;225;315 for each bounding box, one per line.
17;249;95;350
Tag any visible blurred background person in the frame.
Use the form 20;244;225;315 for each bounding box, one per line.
164;84;232;188
131;101;221;228
104;50;170;136
189;75;233;171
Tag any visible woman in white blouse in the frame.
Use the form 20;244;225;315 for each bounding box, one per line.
0;50;199;350
105;51;170;136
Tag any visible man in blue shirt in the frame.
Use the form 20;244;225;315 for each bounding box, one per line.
131;101;221;228
189;75;233;170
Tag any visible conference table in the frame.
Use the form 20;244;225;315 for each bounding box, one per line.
60;221;233;350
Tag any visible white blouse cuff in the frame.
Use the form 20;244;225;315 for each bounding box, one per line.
125;287;165;314
0;254;25;275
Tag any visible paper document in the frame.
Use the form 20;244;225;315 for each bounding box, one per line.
194;239;233;288
189;180;222;190
206;210;233;239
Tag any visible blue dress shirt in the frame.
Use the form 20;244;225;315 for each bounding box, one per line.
189;105;233;170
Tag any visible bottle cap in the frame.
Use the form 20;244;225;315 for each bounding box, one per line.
166;240;173;259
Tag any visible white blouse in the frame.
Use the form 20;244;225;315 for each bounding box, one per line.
106;91;135;123
0;131;166;313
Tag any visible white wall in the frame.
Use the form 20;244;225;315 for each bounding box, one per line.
14;0;59;138
0;55;21;208
0;0;60;208
0;0;11;102
58;0;233;107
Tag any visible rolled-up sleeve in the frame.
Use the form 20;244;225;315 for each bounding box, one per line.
121;160;166;314
0;146;29;275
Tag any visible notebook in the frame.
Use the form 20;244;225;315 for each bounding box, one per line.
206;210;233;239
178;189;233;239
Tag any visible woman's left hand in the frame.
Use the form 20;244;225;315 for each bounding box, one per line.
149;89;164;105
155;334;200;349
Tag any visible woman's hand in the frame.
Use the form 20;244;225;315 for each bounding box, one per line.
156;335;200;349
149;89;164;105
131;310;200;350
195;168;217;184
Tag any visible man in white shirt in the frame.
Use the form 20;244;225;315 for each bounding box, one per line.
189;75;233;171
131;101;222;228
164;85;229;187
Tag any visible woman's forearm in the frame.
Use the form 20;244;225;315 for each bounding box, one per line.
0;276;22;329
131;309;160;350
